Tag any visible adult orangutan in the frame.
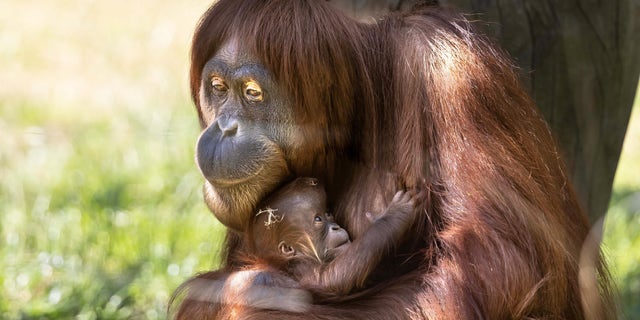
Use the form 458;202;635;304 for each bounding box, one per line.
173;0;615;319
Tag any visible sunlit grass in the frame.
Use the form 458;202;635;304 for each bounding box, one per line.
0;101;227;318
0;1;225;318
0;0;638;319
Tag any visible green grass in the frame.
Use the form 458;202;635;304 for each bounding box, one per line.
0;1;225;318
0;0;638;319
0;101;226;319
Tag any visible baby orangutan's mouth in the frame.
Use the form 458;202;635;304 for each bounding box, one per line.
336;239;351;248
323;239;351;261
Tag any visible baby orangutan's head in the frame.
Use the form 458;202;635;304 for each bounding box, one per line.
250;177;351;263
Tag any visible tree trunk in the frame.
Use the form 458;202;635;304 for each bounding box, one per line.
330;0;640;223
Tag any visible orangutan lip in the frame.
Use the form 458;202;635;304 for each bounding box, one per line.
338;239;351;247
209;165;264;188
330;239;351;251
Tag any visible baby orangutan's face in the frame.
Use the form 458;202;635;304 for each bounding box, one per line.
259;177;351;262
312;211;351;262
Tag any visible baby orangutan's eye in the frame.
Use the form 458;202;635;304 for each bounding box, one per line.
314;216;323;223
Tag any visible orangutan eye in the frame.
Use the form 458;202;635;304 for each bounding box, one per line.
244;81;263;102
314;215;323;223
211;77;228;95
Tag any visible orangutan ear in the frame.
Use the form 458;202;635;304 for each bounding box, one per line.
278;241;296;257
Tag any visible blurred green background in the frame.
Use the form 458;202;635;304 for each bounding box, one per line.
0;0;638;319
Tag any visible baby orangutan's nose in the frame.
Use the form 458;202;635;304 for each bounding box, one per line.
305;177;319;186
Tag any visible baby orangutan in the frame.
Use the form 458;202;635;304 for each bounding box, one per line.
171;177;420;316
247;177;419;298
